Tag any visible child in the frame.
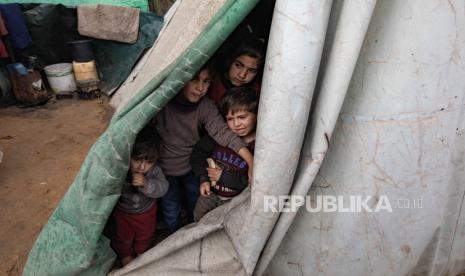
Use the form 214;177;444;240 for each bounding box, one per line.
208;38;265;105
151;64;254;232
192;86;257;221
111;130;169;266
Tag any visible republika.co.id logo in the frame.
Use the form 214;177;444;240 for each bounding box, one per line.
263;195;423;213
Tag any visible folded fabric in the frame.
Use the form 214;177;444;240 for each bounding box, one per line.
77;4;140;44
0;4;32;49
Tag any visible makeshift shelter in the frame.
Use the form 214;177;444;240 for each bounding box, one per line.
25;0;465;275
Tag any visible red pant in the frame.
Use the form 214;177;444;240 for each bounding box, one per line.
111;203;157;258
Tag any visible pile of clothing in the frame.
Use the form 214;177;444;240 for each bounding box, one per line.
0;4;32;59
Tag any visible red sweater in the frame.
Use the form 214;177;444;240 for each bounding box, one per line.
207;74;261;105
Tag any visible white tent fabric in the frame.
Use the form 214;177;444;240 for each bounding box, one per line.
264;0;465;275
256;0;378;273
110;190;252;275
109;0;465;275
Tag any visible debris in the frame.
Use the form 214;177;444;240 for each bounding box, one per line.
55;91;75;100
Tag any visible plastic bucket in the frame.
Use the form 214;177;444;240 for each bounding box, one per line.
44;63;77;93
68;40;94;62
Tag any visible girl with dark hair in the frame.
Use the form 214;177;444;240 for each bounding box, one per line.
208;38;265;105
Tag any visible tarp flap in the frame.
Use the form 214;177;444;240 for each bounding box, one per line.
23;0;259;275
255;0;378;273
24;4;80;64
2;0;149;11
263;0;465;275
110;189;251;275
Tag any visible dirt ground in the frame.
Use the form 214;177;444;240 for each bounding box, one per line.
0;98;113;275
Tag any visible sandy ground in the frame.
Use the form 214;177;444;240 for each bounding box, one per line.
0;98;113;275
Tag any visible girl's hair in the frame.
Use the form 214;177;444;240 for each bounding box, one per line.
228;38;266;68
219;86;258;117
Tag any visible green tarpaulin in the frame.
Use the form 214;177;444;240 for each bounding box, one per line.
23;0;259;275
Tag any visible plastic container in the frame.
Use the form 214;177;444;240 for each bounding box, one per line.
44;63;77;93
68;40;94;62
73;60;98;82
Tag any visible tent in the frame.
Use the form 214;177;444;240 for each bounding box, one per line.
24;0;465;275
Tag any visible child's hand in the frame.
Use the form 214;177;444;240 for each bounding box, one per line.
132;173;145;187
207;167;222;182
200;182;211;197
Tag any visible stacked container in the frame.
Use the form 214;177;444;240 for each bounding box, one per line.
69;40;100;99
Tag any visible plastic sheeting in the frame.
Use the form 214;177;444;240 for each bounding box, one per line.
263;0;465;275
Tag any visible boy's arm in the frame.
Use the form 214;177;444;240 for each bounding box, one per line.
238;147;254;182
219;170;248;190
199;99;254;181
138;166;169;198
191;135;216;183
200;98;247;154
238;147;253;167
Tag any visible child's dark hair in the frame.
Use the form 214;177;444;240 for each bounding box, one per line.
192;61;215;80
132;128;159;162
219;86;258;117
229;38;266;67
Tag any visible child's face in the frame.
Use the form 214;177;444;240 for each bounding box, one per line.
130;157;155;175
227;55;259;87
225;109;257;137
182;68;211;103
